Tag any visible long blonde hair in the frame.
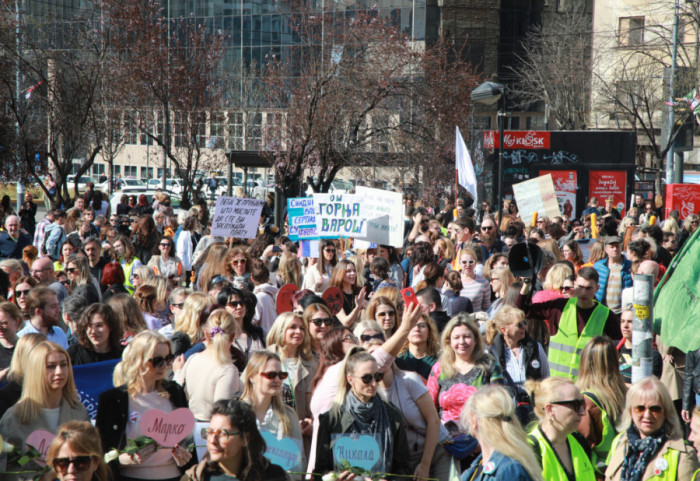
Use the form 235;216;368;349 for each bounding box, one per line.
113;331;172;398
241;351;294;436
525;377;576;423
438;314;490;378
277;252;302;288
204;309;237;365
174;292;213;343
15;341;81;424
7;332;46;382
575;336;627;425
462;385;544;481
266;312;313;361
484;306;525;345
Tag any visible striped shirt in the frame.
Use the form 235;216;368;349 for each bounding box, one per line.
459;276;491;312
33;218;51;255
605;263;623;313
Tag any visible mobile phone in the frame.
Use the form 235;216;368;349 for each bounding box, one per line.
272;245;282;253
400;287;419;310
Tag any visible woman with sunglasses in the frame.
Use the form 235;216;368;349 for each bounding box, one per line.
525;377;595;481
68;303;124;365
302;239;337;294
241;351;304;478
0;341;90;477
314;347;411;481
223;246;253;291
169;292;213;355
97;331;193;481
46;421;110;481
112;234;143;294
366;296;399;339
266;312;318;431
66;256;100;305
459;248;491;313
303;303;334;352
184;399;287;481
486;266;516;319
485;306;548;388
11;275;38;320
147;235;183;288
604;377;698;481
531;263;573;304
217;286;264;362
574;337;627;473
329;259;368;328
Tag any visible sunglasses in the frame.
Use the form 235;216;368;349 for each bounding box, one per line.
360;333;385;343
160;243;172;247
211;275;226;285
66;267;79;273
52;456;94;474
170;302;184;309
324;248;336;253
633;405;663;415
228;301;244;308
356;372;384;384
148;354;174;368
202;428;241;441
376;311;395;317
481;226;493;231
60;280;70;286
551;399;585;412
231;259;247;266
311;317;333;327
561;286;572;292
461;260;476;266
513;321;526;329
15;289;31;297
259;371;289;380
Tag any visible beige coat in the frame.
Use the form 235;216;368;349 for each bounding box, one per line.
605;434;699;481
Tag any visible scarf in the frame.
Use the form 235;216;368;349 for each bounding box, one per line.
620;425;668;481
343;391;394;473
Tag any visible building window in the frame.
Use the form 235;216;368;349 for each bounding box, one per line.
140;167;154;179
124;111;138;145
92;164;105;176
140;113;155;146
619;17;644;47
124;166;138;177
210;112;226;148
157;168;172;178
113;165;121;176
228;112;244;150
247;113;262;150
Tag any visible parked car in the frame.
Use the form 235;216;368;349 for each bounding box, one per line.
66;175;96;194
147;178;184;194
95;176;146;192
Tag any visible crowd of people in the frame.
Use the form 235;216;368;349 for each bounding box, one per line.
0;187;700;481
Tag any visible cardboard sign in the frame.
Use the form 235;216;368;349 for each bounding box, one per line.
512;174;561;223
287;197;318;241
540;170;577;219
322;286;343;316
589;170;627;216
313;194;366;238
140;408;195;447
664;183;700;219
261;431;303;471
211;197;265;239
276;284;298;314
26;430;55;466
354;187;404;247
332;433;382;472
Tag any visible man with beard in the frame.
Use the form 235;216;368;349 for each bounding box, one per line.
17;287;67;348
31;256;68;305
479;215;506;257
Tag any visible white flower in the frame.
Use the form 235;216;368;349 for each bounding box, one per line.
322;473;339;481
104;448;120;464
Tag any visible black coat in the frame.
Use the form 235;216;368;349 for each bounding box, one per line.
488;332;545;383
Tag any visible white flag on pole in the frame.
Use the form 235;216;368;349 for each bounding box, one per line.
455;126;478;204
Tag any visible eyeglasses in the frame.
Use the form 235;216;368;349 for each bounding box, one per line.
231;259;247;265
550;399;585;412
536;220;545;224
311;317;333;327
170;303;184;309
66;267;79;273
15;289;31;297
52;456;94;474
148;354;174;368
324;248;336;253
202;428;242;441
561;286;572;293
461;260;476;266
259;371;289;380
481;226;493;231
360;333;385;343
415;322;428;329
633;405;663;415
211;275;226;285
227;301;244;308
160;243;172;247
376;311;395;317
356;372;384;384
343;334;358;344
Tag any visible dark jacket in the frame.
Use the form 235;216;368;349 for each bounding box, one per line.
314;399;411;481
67;343;123;366
102;283;129;303
443;288;473;318
683;348;700;410
593;257;633;304
96;381;193;476
488;333;544;383
0;231;31;260
184;456;288;481
429;310;451;333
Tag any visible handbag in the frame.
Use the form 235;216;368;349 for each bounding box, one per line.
440;421;478;460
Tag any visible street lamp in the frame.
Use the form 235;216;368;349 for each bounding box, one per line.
471;81;505;219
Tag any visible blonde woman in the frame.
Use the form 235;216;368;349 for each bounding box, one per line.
434;237;455;265
0;341;90;477
532;263;573;303
170;292;213;355
66;255;100;304
277;251;303;288
132;264;155;290
46;421;111;481
96;331;193;481
459;247;491;312
0;333;46;418
266;312;318;433
143;275;171;322
486;266;516;318
175;309;242;459
461;385;543;481
242;351;304;479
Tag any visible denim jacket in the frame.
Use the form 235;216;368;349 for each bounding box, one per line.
461;451;535;481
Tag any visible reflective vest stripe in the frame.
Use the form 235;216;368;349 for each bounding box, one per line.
548;297;609;380
529;427;596;481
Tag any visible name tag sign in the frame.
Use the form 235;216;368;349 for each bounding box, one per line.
26;430;55;466
332;433;383;473
140;408;195;447
261;431;303;471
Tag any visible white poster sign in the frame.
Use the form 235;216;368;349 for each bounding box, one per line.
512;174;561;224
355;186;404;247
210;197;265;239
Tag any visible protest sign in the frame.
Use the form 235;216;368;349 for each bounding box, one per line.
26;430;54;466
287;197;317;240
211;197;265;239
589;170;627;216
355;187;404;247
540;170;577;219
332;433;383;473
139;408;195;447
74;358;119;420
313;194;366;238
261;431;303;472
512;174;561;223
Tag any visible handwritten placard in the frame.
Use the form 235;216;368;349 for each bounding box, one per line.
261;431;303;471
140;408;195;447
355;187;404;247
332;433;382;472
287;197;318;240
26;430;55;466
313;194;366;238
512;174;561;223
211;197;265;239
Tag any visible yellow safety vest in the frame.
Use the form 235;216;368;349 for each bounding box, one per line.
529;426;596;481
607;433;680;481
548;298;608;380
583;391;617;473
122;257;140;294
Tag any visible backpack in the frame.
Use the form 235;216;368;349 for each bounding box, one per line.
44;224;65;260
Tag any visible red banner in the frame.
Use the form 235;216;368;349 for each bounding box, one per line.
483;131;551;150
589;170;627;215
540;170;577;219
664;184;700;219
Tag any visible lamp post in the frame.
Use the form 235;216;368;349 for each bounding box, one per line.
471;81;505;218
